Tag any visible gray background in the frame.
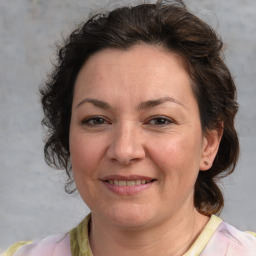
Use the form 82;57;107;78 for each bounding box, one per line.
0;0;255;252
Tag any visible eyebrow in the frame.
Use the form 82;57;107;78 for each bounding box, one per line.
76;96;185;110
76;98;111;109
138;96;185;110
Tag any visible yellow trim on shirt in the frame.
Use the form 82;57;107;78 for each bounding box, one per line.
1;241;32;256
246;231;256;237
69;214;222;256
69;215;93;256
183;215;222;256
2;215;256;256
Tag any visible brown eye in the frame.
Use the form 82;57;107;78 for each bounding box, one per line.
148;116;172;126
81;116;110;126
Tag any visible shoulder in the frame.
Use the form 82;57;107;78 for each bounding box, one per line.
202;218;256;256
1;233;71;256
219;221;256;251
1;215;92;256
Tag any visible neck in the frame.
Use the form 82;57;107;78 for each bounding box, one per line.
89;208;209;256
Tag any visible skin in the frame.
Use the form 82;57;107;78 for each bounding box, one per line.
69;44;222;256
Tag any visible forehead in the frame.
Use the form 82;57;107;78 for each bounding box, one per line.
78;44;187;79
73;44;195;108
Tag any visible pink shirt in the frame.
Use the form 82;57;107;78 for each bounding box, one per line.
2;215;256;256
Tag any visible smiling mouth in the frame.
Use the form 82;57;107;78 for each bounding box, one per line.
105;179;156;186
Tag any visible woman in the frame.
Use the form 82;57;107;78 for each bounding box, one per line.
2;0;256;255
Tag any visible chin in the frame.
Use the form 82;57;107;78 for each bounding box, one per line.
105;206;155;230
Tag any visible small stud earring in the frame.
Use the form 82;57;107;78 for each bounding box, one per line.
204;161;209;166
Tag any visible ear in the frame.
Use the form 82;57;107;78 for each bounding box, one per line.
200;126;223;171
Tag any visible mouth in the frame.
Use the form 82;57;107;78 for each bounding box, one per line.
101;176;156;195
104;179;156;186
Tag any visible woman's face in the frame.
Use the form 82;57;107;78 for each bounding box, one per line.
70;44;216;229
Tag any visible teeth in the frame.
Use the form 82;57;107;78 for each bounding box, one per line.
134;180;141;185
119;181;127;186
127;181;135;186
107;180;152;186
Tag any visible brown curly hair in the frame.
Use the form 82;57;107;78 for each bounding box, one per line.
41;0;239;216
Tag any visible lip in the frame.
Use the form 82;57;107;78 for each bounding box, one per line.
100;175;157;196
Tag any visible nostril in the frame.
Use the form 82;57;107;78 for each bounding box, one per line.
109;156;140;166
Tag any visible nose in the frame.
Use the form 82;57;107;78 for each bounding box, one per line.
106;122;145;165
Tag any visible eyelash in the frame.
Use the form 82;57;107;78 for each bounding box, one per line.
80;115;174;127
146;116;174;126
80;116;111;126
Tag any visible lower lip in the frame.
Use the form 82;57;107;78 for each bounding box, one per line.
103;181;154;195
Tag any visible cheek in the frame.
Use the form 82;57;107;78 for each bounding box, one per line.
69;133;104;177
148;135;202;181
69;133;106;203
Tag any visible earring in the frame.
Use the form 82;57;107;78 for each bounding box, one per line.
204;161;209;166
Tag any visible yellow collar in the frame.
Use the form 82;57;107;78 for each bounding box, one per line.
69;214;222;256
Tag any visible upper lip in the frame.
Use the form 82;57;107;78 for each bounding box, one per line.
101;175;156;182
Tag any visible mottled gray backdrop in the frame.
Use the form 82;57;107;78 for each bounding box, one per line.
0;0;255;252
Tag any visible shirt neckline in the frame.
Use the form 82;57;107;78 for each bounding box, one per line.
70;214;222;256
183;215;222;256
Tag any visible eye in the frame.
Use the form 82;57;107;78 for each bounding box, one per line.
81;116;110;126
147;116;173;126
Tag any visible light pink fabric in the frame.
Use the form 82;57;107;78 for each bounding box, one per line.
13;233;71;256
9;219;256;255
200;221;256;256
